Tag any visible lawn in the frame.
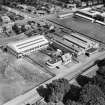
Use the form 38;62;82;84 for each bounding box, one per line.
48;15;105;44
0;51;52;105
29;51;51;64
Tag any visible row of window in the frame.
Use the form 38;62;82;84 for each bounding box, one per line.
18;40;46;49
17;37;43;47
22;43;48;54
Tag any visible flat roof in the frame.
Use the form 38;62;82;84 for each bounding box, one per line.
7;35;49;53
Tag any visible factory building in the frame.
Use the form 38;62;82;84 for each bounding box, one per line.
53;36;85;56
7;35;49;58
64;33;99;50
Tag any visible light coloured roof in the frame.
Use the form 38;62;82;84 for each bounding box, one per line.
64;35;88;48
71;33;94;44
7;35;49;53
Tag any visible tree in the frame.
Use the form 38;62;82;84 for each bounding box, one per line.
65;100;84;105
63;85;82;103
76;75;93;87
36;85;48;99
47;101;64;105
95;59;105;68
12;24;22;34
96;65;105;77
93;68;105;94
103;0;105;6
57;0;69;3
37;78;70;103
0;0;3;5
79;83;105;105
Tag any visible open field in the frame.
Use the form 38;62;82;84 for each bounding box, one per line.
0;50;52;105
48;15;105;44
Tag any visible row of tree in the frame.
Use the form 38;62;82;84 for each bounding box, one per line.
37;58;105;105
1;0;105;7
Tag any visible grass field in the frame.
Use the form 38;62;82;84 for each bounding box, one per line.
49;15;105;44
0;51;52;105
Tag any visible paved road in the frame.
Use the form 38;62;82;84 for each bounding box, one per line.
3;50;105;105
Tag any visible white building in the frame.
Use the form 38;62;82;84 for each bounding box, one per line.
7;35;49;58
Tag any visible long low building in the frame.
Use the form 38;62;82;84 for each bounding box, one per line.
7;35;49;58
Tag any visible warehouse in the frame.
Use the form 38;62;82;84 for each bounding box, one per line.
7;35;49;58
53;37;85;56
64;34;99;50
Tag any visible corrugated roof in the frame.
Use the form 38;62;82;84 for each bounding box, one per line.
7;35;49;53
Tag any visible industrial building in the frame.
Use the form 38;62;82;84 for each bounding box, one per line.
64;33;99;50
74;9;104;22
53;36;85;56
52;32;99;57
7;35;49;58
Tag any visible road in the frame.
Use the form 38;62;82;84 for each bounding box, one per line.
3;50;105;105
2;6;56;21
